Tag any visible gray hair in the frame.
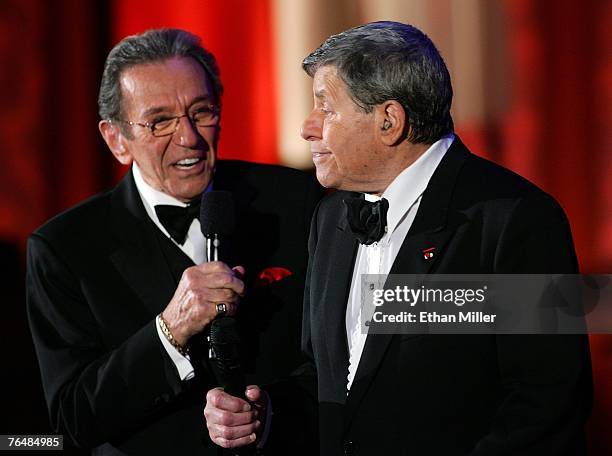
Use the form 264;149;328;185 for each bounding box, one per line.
302;21;453;144
98;28;223;123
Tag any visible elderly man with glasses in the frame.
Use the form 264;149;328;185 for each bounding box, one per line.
26;28;321;455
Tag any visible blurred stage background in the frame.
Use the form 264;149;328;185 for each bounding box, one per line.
1;0;610;453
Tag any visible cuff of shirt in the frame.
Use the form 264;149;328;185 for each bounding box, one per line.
155;315;195;381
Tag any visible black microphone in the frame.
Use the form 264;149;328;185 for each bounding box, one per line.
199;191;246;399
200;190;236;262
207;317;246;398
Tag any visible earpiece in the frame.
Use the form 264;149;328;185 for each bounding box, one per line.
382;119;391;131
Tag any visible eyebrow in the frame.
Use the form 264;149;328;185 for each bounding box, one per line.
142;106;168;117
141;96;215;117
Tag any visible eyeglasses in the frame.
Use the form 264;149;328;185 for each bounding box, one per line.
112;105;220;137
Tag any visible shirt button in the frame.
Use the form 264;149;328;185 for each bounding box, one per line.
343;441;354;455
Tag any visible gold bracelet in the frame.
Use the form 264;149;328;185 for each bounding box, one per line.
158;313;188;356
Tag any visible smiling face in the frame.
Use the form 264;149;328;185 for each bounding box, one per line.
300;65;393;193
100;57;219;202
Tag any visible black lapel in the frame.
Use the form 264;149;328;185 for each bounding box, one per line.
108;170;177;316
154;228;195;283
210;161;257;267
322;197;359;393
344;138;471;428
212;161;258;211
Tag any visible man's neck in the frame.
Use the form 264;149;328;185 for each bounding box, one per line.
367;141;431;196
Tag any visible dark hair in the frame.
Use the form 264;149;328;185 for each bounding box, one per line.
98;28;223;123
303;21;453;144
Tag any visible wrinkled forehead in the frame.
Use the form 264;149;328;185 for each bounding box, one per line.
312;65;351;101
119;57;216;116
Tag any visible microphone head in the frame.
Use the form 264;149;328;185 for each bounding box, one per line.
200;191;236;237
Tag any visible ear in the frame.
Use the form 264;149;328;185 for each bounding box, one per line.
99;120;133;165
376;100;406;146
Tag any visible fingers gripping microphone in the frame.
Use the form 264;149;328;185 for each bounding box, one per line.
200;191;246;399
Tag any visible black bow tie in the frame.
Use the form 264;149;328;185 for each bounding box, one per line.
343;196;389;245
154;200;201;245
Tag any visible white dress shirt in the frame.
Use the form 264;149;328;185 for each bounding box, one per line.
134;165;273;446
133;163;206;265
345;134;455;390
132;163;207;381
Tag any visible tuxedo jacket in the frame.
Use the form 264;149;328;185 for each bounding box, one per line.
26;160;323;455
302;138;592;455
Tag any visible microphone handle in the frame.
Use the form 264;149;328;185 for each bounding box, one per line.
208;342;246;398
205;235;247;399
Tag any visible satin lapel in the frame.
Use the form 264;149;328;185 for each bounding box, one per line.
344;138;470;429
210;162;256;267
212;162;257;211
322;205;359;390
108;171;177;316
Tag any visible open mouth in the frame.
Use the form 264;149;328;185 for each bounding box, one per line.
174;157;204;169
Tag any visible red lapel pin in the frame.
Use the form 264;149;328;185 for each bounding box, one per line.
422;247;436;260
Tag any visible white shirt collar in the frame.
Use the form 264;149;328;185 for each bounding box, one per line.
132;162;208;264
364;133;455;235
132;162;189;212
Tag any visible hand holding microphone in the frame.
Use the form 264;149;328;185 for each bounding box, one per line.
161;191;245;350
198;193;268;453
161;261;244;347
200;192;248;401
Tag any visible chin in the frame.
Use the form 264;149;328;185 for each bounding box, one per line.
170;183;209;202
315;170;339;190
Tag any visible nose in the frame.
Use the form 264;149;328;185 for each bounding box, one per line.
174;115;201;148
300;110;322;142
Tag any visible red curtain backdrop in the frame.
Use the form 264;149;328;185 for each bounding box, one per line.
0;0;111;249
110;0;279;174
499;0;609;275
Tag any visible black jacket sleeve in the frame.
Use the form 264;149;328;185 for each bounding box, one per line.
26;233;184;448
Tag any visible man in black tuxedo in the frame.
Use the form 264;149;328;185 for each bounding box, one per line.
26;28;322;455
205;21;592;455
